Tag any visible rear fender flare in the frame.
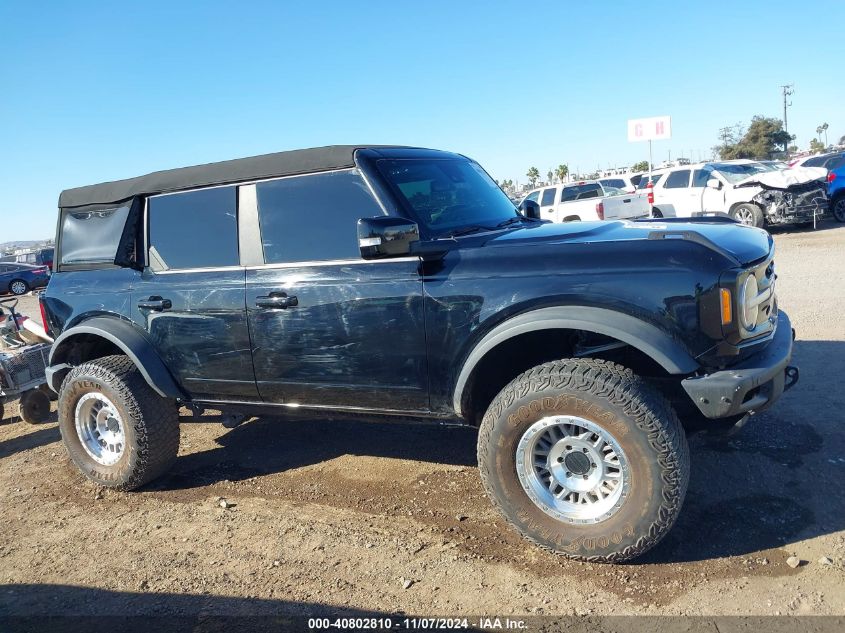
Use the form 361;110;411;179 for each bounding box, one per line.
452;306;699;416
49;316;184;399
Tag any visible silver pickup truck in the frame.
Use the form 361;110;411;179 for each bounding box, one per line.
522;180;650;222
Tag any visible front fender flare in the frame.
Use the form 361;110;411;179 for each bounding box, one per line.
452;306;699;416
48;316;184;399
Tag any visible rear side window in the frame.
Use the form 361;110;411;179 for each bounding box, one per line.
148;186;239;271
256;170;383;264
829;156;845;170
802;155;825;167
664;170;691;189
540;188;556;205
60;204;131;266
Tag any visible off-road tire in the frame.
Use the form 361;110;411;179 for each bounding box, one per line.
20;389;51;424
832;195;845;223
9;279;29;296
730;203;764;228
58;354;179;490
477;358;689;563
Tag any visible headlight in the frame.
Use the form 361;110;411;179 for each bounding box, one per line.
739;274;759;329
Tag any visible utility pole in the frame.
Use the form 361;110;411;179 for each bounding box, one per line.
781;83;794;137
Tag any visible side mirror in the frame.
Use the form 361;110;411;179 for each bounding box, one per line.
357;217;419;260
706;178;722;190
518;199;541;219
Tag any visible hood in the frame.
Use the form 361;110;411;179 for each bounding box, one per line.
482;219;772;267
735;166;827;190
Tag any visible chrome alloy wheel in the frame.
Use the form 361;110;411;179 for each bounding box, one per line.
10;280;27;295
733;207;755;225
75;392;126;466
516;416;630;524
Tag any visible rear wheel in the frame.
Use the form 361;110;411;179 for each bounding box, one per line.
9;280;28;296
730;203;764;228
651;207;663;218
477;358;689;562
58;355;179;490
832;196;845;223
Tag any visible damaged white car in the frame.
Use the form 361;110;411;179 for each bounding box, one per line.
647;161;828;228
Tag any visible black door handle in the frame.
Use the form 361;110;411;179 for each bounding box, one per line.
256;293;298;309
138;296;172;311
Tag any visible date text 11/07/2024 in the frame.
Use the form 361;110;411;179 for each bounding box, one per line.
307;616;527;629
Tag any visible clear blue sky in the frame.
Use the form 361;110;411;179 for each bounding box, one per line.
2;0;842;241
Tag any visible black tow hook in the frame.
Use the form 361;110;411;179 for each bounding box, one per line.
784;366;799;392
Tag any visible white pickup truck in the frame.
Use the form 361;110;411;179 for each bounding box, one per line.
522;181;650;222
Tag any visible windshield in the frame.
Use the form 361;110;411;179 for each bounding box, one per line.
711;163;770;184
376;158;519;235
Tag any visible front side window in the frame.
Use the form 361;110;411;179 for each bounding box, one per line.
664;170;691;189
524;191;540;203
60;204;131;266
692;169;711;187
148;186;238;271
376;158;519;235
256;169;383;264
540;188;556;206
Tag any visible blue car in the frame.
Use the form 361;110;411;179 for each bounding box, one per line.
829;164;845;223
0;262;50;295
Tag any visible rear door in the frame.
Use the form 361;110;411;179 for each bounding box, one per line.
244;169;428;411
131;185;257;401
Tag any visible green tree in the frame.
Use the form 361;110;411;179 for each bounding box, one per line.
809;138;825;153
526;167;540;187
717;116;792;160
631;160;650;172
555;164;569;183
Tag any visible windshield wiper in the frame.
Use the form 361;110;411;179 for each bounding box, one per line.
446;225;492;237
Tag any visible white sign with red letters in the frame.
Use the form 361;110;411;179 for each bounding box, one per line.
627;116;672;142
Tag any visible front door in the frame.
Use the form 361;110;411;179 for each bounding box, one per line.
132;185;257;400
539;187;558;221
244;170;429;412
659;169;693;216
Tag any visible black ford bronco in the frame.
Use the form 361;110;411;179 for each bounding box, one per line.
43;146;797;562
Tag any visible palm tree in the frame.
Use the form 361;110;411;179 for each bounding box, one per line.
555;164;569;183
822;122;829;146
526;167;540;187
816;125;824;143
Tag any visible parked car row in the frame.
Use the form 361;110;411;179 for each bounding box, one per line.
635;160;830;228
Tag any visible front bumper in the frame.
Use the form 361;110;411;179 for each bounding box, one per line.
682;311;798;419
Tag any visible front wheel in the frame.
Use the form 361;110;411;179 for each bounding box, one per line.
730;203;764;228
832;196;845;223
58;355;179;490
477;358;689;562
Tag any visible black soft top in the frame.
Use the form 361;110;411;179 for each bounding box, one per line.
58;145;420;208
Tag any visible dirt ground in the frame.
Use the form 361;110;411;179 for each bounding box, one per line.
2;222;844;620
